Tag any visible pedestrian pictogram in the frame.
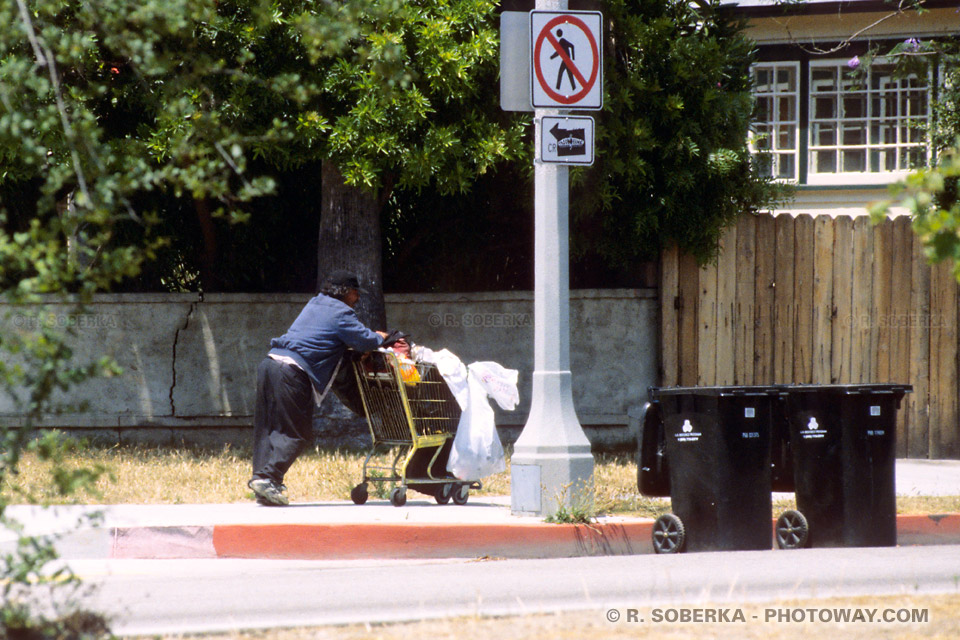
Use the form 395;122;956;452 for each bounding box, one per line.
540;116;594;165
530;11;603;110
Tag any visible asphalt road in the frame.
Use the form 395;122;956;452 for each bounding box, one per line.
62;544;960;636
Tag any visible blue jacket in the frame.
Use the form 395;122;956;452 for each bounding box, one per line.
269;294;383;394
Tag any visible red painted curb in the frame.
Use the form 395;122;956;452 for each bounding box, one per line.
897;514;960;545
212;521;656;560
108;513;960;560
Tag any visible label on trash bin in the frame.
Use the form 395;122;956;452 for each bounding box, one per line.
800;416;826;440
675;419;702;442
744;407;755;418
870;405;881;416
867;429;886;437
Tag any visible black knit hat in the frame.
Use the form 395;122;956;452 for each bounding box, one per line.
324;269;367;293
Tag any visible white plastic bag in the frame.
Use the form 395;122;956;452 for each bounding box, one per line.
415;347;469;410
446;373;506;481
469;361;520;410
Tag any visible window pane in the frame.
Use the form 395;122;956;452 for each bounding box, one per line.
755;154;773;177
752;125;771;150
842;124;866;146
755;69;771;92
755;96;771;121
778;153;795;179
811;68;837;92
814;96;837;119
902;91;927;117
871;120;897;145
812;122;837;146
778;125;796;150
778;96;795;121
815;150;837;173
776;68;796;92
842;149;866;172
843;95;866;118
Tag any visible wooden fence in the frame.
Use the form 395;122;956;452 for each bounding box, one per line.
660;213;959;459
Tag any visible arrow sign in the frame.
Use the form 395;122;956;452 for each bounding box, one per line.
540;116;594;166
530;11;603;110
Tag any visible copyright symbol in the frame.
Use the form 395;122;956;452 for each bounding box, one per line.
428;313;442;328
12;314;24;327
606;609;620;623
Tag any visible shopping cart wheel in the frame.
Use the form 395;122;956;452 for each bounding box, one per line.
350;483;368;505
776;509;810;549
652;513;685;554
389;487;407;507
452;484;469;505
436;483;453;505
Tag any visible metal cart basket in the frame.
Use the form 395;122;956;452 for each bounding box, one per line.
349;350;479;507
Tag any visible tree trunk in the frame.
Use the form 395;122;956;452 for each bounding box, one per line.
318;159;386;330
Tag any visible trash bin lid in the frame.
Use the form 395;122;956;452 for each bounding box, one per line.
649;385;783;400
776;383;912;395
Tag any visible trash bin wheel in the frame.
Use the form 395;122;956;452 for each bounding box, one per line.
452;484;469;505
776;509;809;549
652;513;685;554
350;483;368;505
389;486;407;507
436;483;453;505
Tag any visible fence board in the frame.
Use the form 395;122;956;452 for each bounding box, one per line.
812;215;834;384
874;221;893;382
734;216;757;385
831;216;854;384
660;244;680;387
850;217;875;383
908;231;931;458
930;261;959;458
715;226;737;386
773;215;796;383
889;217;914;455
698;254;718;386
793;214;815;384
678;251;700;387
754;215;777;384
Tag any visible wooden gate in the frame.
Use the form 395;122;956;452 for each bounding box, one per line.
660;213;959;459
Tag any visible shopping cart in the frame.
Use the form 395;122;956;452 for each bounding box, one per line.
349;350;480;507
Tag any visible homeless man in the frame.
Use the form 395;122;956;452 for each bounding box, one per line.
249;270;387;506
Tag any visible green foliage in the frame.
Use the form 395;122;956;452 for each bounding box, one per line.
867;38;960;280
870;142;960;278
544;479;597;525
573;0;784;266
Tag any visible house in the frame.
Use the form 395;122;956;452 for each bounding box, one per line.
658;0;960;458
733;0;960;215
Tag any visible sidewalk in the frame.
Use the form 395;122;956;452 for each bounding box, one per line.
3;460;960;561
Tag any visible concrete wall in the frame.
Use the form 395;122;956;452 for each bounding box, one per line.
0;290;658;450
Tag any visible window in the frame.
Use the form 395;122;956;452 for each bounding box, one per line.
750;63;799;181
751;57;932;185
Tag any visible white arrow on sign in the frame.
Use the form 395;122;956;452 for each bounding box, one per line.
540;115;594;166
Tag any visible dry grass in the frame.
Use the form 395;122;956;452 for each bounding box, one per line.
5;443;960;517
159;593;960;640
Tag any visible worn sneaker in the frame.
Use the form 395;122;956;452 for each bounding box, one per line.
248;478;289;506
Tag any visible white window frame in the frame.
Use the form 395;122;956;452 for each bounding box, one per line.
749;62;800;183
807;57;932;186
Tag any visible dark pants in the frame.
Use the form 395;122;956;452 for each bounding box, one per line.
252;357;314;484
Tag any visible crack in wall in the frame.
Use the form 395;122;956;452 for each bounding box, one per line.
170;295;201;416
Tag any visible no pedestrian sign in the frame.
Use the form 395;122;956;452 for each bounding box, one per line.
530;11;603;110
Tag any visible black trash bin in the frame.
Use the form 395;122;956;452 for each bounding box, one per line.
775;384;911;549
646;386;779;553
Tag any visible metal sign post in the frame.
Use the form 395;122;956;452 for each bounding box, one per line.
510;0;598;517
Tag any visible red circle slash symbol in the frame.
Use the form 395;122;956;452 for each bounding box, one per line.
533;15;600;106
